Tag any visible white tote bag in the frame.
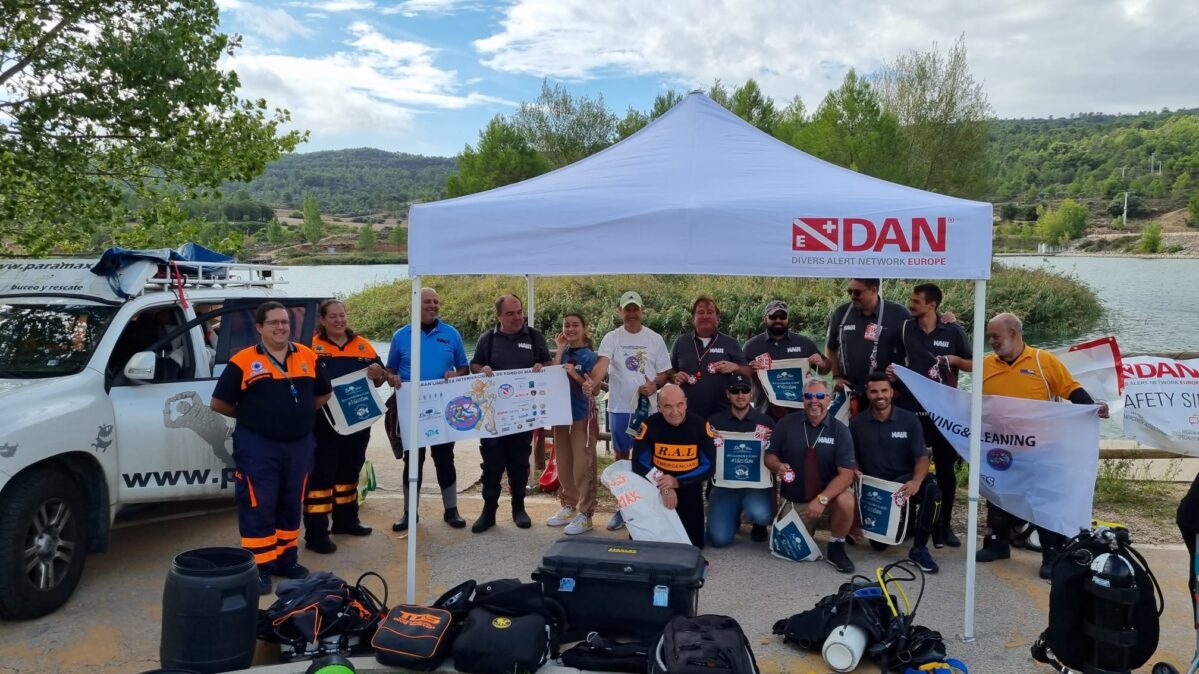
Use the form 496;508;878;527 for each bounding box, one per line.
856;475;910;546
769;500;822;562
323;368;387;435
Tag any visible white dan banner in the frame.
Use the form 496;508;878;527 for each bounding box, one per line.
600;461;690;545
1121;356;1199;457
894;366;1100;537
395;366;572;447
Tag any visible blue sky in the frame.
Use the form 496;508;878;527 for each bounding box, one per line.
216;0;1199;157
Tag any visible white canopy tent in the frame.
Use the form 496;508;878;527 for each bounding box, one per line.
405;92;994;639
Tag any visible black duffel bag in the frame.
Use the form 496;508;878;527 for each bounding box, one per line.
451;579;565;674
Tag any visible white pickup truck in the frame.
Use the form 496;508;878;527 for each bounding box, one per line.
0;258;324;618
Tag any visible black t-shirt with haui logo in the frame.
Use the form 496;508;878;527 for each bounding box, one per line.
470;326;551;372
766;412;856;502
849;406;927;482
669;331;747;420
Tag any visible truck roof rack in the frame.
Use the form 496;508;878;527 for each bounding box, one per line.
143;260;288;291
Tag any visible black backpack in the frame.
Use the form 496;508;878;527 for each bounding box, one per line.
651;614;759;674
560;633;652;673
1033;528;1163;672
258;571;387;661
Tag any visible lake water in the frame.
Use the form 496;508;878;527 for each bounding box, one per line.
281;258;1197;356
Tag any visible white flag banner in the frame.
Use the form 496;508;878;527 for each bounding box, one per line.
1120;356;1199;457
600;460;691;545
894;366;1100;537
395;366;572;447
1053;336;1124;419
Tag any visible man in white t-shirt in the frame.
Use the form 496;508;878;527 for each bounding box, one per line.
585;290;672;531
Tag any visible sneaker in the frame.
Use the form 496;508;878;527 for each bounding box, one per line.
257;569;273;596
606;511;625;531
750;525;768;543
274;563;310;580
826;541;855;574
547;506;576;527
909;545;940;574
564;514;593;535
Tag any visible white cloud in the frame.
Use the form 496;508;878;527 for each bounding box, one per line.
313;0;376;11
380;0;485;16
224;21;512;143
474;0;1199;118
218;0;314;43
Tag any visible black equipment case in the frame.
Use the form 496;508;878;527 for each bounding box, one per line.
534;537;705;639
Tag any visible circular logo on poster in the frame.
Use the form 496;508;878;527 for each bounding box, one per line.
491;617;511;629
354;405;370;419
498;383;514;398
625;356;640;371
444;396;482;431
986;448;1013;471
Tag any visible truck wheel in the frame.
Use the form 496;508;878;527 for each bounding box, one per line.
0;470;87;619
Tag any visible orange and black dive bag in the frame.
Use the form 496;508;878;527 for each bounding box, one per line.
372;605;455;670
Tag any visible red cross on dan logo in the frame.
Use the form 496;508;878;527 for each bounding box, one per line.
792;217;839;252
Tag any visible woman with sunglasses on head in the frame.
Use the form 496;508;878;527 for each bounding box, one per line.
546;312;599;535
303;299;390;554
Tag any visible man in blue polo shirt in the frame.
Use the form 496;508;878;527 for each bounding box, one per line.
386;287;470;531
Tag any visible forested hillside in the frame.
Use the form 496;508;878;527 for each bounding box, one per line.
230;148;457;216
990;109;1199;205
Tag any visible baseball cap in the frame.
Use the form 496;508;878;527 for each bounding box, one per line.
619;291;643;308
727;373;752;391
764;299;789;317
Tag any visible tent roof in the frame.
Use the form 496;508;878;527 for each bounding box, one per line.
409;92;992;279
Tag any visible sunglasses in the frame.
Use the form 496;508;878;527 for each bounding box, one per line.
767;312;788;320
803;392;828;400
847;288;867;297
729;387;752;394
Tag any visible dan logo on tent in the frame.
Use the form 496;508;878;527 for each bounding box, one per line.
791;217;949;253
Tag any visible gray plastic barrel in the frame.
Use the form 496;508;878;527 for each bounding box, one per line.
160;547;258;673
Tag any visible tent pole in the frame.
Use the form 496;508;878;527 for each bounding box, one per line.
526;274;535;327
406;275;422;605
962;279;987;642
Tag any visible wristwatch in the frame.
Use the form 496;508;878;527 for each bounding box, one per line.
817;494;830;506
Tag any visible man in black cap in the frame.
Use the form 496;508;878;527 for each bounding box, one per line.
744;299;829;421
850;373;942;573
706;373;776;547
765;378;858;573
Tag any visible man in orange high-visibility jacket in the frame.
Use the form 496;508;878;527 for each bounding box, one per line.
212;301;331;596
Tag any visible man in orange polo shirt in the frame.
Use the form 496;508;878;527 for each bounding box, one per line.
976;312;1109;578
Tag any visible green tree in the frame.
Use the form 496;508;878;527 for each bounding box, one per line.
1171;173;1193;200
1140;222;1162;253
615;90;684;140
876;34;993;198
302;192;324;245
357;224;377;252
791;70;908;182
0;0;305;254
265;218;286;245
389;224;407;246
445;116;550;197
772;95;808;147
729;79;778;133
1036;198;1089;244
512;80;616;169
1188;191;1199;226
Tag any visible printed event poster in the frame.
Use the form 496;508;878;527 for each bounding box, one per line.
325;368;386;435
395;365;572;448
713;431;771;489
755;358;810;408
857;475;909;545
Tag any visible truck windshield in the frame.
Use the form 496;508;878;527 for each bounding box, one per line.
0;303;117;378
